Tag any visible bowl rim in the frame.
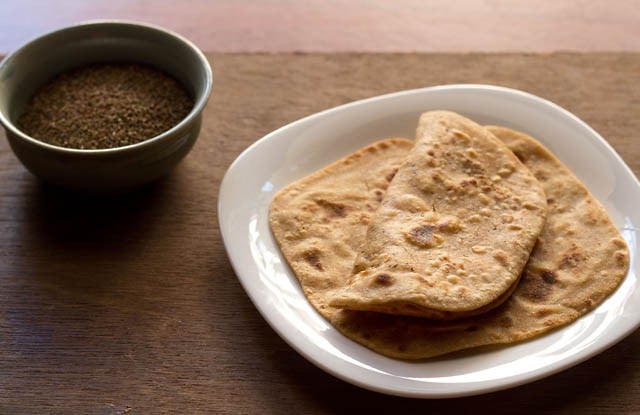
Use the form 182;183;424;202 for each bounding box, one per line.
0;20;213;155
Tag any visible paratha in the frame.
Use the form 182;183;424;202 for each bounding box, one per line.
269;138;414;310
330;111;547;319
334;126;629;359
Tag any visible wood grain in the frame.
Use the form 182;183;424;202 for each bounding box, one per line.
0;53;639;414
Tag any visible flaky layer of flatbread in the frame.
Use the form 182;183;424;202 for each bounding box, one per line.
330;111;547;319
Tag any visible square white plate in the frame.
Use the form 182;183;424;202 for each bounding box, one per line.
218;85;639;398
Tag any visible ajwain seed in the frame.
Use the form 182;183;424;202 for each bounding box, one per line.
17;63;194;150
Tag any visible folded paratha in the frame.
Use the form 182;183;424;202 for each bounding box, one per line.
330;111;547;319
333;126;629;359
269;138;414;308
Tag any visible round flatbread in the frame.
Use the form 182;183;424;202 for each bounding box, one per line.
330;111;547;319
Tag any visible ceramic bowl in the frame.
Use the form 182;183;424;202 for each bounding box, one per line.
0;20;212;192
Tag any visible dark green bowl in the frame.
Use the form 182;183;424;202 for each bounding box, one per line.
0;20;212;192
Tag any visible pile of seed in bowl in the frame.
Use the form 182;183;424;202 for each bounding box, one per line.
17;63;194;150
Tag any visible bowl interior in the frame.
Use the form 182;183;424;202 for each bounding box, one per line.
0;21;211;133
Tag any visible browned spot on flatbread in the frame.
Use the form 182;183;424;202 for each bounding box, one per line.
315;199;346;218
534;308;555;318
541;270;557;284
521;269;556;301
534;170;548;181
463;158;484;175
374;273;394;286
374;189;384;202
615;251;628;264
386;169;398;182
460;178;478;188
302;250;324;271
407;225;437;247
559;251;585;269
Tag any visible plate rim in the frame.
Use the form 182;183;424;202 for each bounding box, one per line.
218;83;640;398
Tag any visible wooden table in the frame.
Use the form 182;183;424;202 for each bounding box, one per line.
1;52;639;414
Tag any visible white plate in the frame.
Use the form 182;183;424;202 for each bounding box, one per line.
218;85;640;398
